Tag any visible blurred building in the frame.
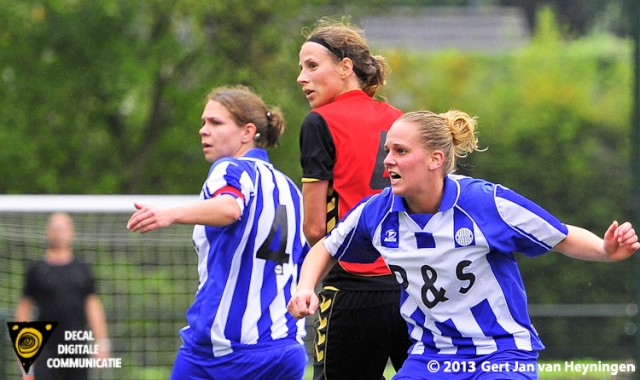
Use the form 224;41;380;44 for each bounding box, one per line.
358;6;530;52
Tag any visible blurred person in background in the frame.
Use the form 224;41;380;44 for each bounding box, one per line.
15;211;110;380
127;85;309;380
296;17;411;380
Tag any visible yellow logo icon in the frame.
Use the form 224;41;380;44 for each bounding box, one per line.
319;297;332;313
7;321;58;375
314;342;325;362
317;314;328;330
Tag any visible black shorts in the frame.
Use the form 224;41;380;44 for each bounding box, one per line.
312;286;412;380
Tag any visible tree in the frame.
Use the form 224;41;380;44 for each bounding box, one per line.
0;0;317;194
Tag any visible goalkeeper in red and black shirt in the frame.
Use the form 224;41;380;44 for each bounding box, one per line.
297;18;412;380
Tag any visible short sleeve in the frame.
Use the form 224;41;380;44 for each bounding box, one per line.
202;159;252;213
299;112;335;181
22;261;39;298
493;185;568;256
324;200;380;264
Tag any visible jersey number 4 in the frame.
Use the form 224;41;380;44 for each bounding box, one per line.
256;204;290;266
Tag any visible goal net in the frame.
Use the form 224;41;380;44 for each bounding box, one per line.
0;195;198;379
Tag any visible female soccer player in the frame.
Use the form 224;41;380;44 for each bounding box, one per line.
288;109;639;379
127;85;309;380
297;17;411;380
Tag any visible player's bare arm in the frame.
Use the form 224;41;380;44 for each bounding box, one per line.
554;221;639;262
127;195;241;234
301;180;329;246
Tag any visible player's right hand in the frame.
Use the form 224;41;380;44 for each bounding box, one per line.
287;288;319;319
127;203;172;234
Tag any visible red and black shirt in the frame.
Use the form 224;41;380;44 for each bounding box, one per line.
300;90;402;290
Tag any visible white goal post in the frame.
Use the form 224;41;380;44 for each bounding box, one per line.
0;194;198;212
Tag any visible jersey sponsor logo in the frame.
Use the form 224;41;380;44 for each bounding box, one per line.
389;260;477;309
455;228;474;247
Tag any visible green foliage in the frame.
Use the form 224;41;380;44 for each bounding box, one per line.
0;0;320;194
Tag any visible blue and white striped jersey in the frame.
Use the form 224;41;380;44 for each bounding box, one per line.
324;175;568;357
183;148;309;357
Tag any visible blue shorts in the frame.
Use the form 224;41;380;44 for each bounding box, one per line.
170;338;308;380
392;350;538;380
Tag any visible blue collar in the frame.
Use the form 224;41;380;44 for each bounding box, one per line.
242;147;270;163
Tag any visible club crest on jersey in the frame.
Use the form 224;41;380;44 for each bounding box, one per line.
455;227;474;247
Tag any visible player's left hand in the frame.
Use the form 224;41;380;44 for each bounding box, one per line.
603;221;640;261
